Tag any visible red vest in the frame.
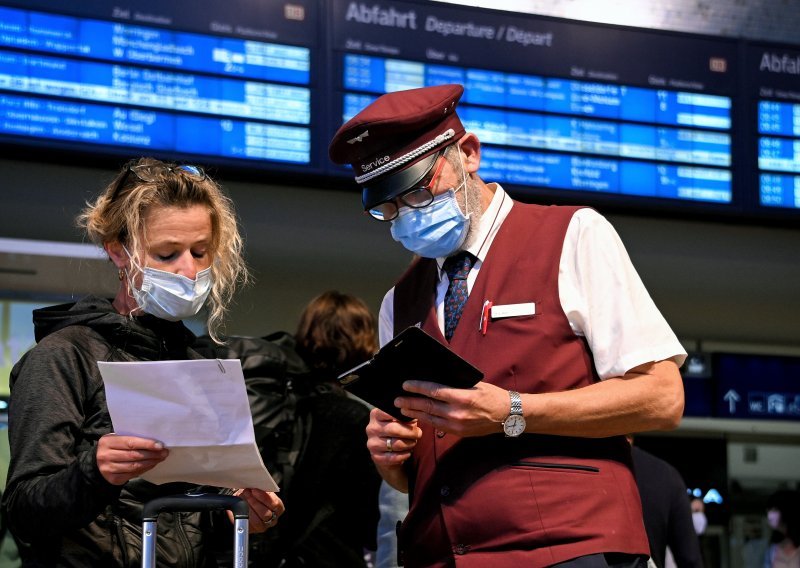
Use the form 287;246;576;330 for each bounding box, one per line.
393;203;649;567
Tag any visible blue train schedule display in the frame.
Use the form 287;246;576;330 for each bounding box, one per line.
748;43;800;211
1;0;798;220
332;0;737;208
0;1;317;169
757;104;800;209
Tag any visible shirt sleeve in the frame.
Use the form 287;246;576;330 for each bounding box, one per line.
559;208;687;379
378;287;396;348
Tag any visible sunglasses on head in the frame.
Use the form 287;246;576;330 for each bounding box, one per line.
109;163;206;202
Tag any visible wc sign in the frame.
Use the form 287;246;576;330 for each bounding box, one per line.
714;353;800;421
720;388;800;419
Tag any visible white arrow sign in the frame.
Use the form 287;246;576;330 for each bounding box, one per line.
723;389;741;413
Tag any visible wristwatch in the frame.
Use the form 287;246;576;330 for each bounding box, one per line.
502;390;526;437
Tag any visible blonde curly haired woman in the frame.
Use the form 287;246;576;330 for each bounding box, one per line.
2;157;283;566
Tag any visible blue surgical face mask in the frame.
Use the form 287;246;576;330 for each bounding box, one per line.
124;247;212;321
389;156;470;258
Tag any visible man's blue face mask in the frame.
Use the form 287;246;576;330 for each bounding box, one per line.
389;152;470;259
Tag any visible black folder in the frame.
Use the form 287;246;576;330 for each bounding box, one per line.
337;326;484;421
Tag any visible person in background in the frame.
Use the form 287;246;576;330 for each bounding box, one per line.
328;84;686;567
1;157;283;566
690;498;708;537
279;289;382;567
628;438;703;568
764;489;800;568
196;290;382;567
375;480;407;568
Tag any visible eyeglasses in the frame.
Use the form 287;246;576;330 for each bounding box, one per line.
367;155;446;222
109;163;206;201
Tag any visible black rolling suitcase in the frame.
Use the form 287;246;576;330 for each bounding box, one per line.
141;493;249;568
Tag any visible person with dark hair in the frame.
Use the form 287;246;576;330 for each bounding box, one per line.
628;439;703;568
328;84;686;567
294;290;380;379
764;489;800;568
1;158;283;566
196;290;382;567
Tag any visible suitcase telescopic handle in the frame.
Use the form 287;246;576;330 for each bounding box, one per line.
142;493;249;521
141;493;249;568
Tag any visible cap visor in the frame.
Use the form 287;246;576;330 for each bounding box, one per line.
362;153;439;210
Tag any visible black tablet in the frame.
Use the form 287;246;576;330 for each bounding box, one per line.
337;326;484;421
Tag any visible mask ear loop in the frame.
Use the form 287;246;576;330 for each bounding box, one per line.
121;245;146;298
121;245;139;274
450;144;470;219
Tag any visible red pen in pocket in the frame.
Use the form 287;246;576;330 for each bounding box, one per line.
480;300;493;335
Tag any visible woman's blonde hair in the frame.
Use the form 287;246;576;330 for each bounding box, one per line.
76;157;248;341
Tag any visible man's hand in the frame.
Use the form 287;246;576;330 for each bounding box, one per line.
366;408;423;492
395;380;509;437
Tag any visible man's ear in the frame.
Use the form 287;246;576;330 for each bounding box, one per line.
458;133;481;175
105;241;128;269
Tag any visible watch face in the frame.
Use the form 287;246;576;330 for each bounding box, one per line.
503;414;526;437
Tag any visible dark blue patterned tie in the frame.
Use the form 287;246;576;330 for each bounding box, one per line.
443;251;475;341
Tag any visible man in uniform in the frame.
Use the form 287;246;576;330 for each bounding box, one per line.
328;84;686;568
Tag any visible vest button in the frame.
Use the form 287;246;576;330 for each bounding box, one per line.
436;429;446;438
453;544;470;555
440;485;451;497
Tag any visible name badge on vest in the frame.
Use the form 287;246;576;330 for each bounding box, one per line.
480;301;537;335
490;302;536;319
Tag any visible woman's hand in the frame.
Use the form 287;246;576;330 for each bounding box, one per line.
96;433;170;485
232;488;284;534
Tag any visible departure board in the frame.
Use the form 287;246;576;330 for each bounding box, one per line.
331;0;737;209
0;0;798;221
0;0;319;170
748;43;800;211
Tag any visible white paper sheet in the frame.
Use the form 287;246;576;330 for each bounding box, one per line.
98;358;278;491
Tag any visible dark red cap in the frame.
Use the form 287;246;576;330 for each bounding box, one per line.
328;84;465;209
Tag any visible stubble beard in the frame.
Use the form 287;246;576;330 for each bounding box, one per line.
460;176;483;249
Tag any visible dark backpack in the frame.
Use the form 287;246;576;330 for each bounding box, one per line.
194;332;314;497
195;333;363;567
